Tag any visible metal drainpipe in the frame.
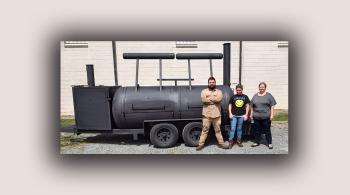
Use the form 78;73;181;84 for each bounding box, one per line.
112;41;118;86
239;41;242;85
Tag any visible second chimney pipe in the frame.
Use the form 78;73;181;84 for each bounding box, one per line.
223;43;231;87
86;64;95;87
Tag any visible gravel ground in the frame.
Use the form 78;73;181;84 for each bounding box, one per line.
60;121;288;154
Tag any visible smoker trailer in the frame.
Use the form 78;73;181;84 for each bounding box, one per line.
69;43;248;148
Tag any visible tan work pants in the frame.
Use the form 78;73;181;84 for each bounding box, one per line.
198;116;225;146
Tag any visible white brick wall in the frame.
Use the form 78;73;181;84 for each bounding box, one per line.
60;41;115;115
241;41;288;109
60;41;288;115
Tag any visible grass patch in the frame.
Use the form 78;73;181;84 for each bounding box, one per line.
61;118;75;128
60;118;83;148
60;133;86;148
273;113;288;121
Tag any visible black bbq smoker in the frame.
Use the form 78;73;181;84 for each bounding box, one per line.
67;43;250;148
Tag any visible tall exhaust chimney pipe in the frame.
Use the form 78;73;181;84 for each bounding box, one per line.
86;64;95;87
223;43;231;87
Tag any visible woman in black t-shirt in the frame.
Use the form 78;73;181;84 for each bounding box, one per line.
228;84;250;148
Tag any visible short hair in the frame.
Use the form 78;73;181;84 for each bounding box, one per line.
258;82;267;88
208;76;216;83
236;84;243;90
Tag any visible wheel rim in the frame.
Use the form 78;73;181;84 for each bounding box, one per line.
189;127;201;142
156;128;172;143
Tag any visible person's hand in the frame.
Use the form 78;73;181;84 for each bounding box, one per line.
229;114;233;119
270;116;274;121
243;115;248;121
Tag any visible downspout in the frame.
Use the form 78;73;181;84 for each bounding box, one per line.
239;41;242;85
112;41;118;85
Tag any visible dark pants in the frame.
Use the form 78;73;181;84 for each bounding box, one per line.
253;118;272;145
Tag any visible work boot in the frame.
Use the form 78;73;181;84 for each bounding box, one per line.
237;140;243;147
229;140;235;149
196;144;205;151
218;143;229;149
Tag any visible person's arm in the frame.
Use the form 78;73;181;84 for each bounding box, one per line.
249;96;254;120
244;103;250;121
250;105;254;119
228;104;233;119
269;93;277;121
210;90;223;103
201;90;212;104
270;105;275;121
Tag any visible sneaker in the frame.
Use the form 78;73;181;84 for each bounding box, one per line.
251;143;260;147
229;140;235;149
196;145;205;151
218;143;229;149
237;140;243;147
268;144;273;149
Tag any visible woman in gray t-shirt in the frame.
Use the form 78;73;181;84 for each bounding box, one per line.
250;82;277;149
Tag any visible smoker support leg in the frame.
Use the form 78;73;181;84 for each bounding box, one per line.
72;133;81;140
133;134;138;141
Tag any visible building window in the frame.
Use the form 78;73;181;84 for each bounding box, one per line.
64;41;88;48
175;41;198;48
277;41;288;48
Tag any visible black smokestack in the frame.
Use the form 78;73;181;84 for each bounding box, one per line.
223;43;231;86
86;64;95;87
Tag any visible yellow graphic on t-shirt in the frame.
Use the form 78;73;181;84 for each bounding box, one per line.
235;99;244;108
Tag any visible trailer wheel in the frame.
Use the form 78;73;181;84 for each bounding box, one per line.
150;123;179;148
182;122;202;147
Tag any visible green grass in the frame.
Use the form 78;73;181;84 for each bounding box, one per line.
60;133;86;148
273;113;288;121
61;118;75;128
60;118;82;148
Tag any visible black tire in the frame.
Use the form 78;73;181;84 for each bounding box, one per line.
150;123;179;148
182;122;203;147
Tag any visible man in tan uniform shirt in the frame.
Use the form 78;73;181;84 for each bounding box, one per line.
196;77;229;150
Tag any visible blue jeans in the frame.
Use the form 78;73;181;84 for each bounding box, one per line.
229;116;244;141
